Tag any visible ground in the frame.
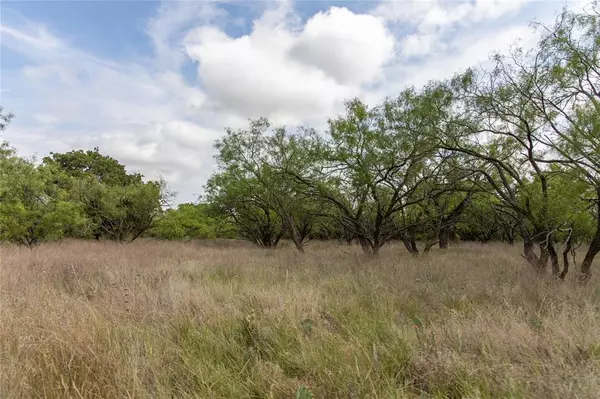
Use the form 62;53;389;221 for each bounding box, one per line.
1;240;599;398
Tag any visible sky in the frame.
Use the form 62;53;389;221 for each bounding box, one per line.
0;0;577;203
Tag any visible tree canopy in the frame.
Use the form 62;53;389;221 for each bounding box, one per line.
1;3;599;280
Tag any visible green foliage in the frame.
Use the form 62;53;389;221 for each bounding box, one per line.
206;118;321;250
206;170;286;248
456;194;516;243
43;148;142;186
299;94;451;254
0;106;14;131
148;203;236;240
42;149;169;242
0;143;86;246
1;2;600;277
295;385;314;399
70;177;167;242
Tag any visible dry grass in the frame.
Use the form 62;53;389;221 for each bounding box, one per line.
1;239;599;398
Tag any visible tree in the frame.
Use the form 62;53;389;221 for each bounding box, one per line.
408;152;477;251
148;203;236;240
518;3;600;279
205;170;285;248
43;148;143;187
43;149;170;242
456;193;519;243
293;94;447;255
0;143;86;247
0;106;14;131
439;59;567;274
69;177;170;242
437;3;600;279
207;118;321;251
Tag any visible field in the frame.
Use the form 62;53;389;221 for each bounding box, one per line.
1;240;600;398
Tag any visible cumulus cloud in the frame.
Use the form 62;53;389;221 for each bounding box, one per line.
289;7;395;85
0;0;569;203
185;25;353;125
184;4;395;126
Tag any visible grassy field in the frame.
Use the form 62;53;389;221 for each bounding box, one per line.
1;240;599;398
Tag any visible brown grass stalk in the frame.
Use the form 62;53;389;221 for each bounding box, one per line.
1;239;599;398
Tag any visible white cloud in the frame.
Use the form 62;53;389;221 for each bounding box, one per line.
146;1;228;71
385;25;535;95
183;4;395;126
375;0;533;58
399;33;438;57
375;0;530;27
1;0;569;203
290;7;395;85
0;24;64;52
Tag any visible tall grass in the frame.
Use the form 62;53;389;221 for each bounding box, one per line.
1;240;599;398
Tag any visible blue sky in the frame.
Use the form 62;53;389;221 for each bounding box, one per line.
0;0;572;202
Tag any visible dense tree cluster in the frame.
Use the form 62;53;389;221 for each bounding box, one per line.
206;5;600;279
1;5;599;279
0;142;173;245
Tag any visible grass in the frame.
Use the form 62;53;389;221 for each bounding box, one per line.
1;239;599;398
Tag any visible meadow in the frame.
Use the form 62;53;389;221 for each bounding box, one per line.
1;240;599;398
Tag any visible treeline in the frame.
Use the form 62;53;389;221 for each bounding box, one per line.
204;5;600;280
1;5;599;280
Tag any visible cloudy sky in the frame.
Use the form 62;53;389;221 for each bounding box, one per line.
0;0;573;202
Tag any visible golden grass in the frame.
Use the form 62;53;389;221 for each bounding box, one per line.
1;239;599;398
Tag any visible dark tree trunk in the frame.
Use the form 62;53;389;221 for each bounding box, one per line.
538;245;549;271
438;228;449;249
372;244;382;256
358;236;373;255
402;236;419;257
560;236;572;280
289;227;305;253
580;232;600;281
282;214;305;253
410;239;418;255
580;193;600;281
547;240;560;277
523;238;541;269
437;192;471;250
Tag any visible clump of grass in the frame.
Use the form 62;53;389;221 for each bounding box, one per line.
1;240;599;398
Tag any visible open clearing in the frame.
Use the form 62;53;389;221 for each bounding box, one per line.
1;240;599;398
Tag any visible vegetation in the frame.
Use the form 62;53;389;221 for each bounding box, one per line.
1;5;600;398
2;4;600;279
1;240;599;398
203;4;600;279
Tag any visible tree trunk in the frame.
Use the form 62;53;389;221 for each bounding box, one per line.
358;236;373;255
438;228;449;249
273;232;283;248
402;236;419;257
372;244;381;256
580;232;600;281
547;240;560;277
523;238;541;269
560;236;572;280
580;193;600;281
289;227;305;253
283;215;305;253
538;245;549;271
